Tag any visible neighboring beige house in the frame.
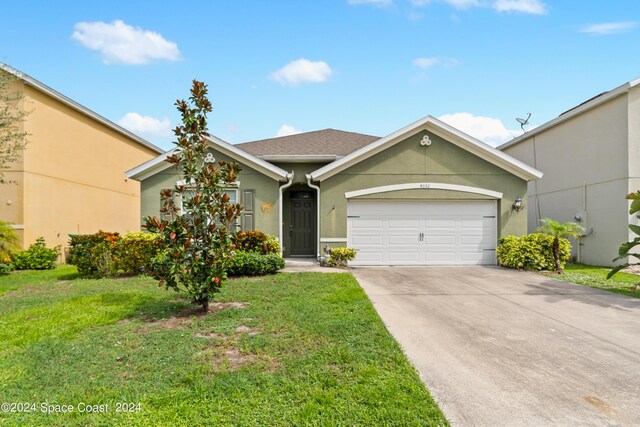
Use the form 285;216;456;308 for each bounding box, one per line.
0;63;163;255
500;77;640;266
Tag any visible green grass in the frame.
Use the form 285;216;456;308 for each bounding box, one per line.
0;266;446;426
540;263;640;298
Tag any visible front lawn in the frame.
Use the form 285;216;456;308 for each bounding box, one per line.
0;266;446;426
540;263;640;298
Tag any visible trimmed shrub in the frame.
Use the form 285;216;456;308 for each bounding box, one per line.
117;232;162;275
328;247;357;268
235;230;280;255
227;251;285;276
67;231;161;278
67;231;120;278
12;237;60;270
497;233;571;271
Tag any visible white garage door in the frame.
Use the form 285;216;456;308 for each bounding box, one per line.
347;200;497;266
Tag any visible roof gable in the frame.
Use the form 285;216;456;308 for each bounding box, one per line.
126;135;290;181
309;116;543;182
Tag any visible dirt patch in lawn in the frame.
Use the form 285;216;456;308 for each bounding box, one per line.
133;302;248;331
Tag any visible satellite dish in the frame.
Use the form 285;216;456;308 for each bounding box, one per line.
516;113;531;131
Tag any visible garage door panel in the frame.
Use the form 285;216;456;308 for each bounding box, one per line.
388;219;420;229
351;235;384;245
388;251;420;262
388;233;420;246
348;200;497;266
425;235;455;245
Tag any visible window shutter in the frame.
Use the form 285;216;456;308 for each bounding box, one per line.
243;190;254;231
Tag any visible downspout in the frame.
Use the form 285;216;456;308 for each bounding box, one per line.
306;174;321;261
278;172;294;257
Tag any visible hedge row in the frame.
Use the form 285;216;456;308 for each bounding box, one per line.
497;233;571;271
67;231;161;278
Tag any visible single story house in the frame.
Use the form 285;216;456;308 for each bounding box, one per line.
127;116;542;266
0;63;164;254
500;76;640;266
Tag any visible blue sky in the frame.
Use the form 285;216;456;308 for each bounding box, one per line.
1;0;639;150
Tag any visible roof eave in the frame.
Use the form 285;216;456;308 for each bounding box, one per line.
126;136;290;182
0;62;164;155
498;77;640;151
310;115;542;182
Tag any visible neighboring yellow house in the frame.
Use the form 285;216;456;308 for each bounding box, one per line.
0;63;163;256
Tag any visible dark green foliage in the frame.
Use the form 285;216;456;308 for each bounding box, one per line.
118;232;162;275
227;251;285;276
145;81;243;312
67;231;120;277
67;231;161;278
12;237;59;270
328;247;357;267
0;263;13;274
609;191;640;280
234;230;280;254
498;233;571;271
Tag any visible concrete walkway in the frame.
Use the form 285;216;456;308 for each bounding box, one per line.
281;258;346;273
352;266;640;427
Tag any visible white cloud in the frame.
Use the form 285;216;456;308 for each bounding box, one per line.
438;112;522;146
270;59;333;86
411;0;481;9
276;124;302;137
412;0;547;14
413;57;459;69
117;113;172;138
348;0;394;5
493;0;547;14
580;21;638;35
72;20;181;65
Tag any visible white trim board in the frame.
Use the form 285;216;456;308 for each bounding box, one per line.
126;136;289;181
320;238;348;243
0;62;163;155
345;183;503;199
309;115;543;182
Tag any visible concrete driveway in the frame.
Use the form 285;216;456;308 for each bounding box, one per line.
352;267;640;427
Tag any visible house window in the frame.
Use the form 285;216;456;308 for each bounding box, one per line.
176;182;240;229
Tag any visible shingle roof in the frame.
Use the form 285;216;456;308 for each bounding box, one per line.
236;129;379;157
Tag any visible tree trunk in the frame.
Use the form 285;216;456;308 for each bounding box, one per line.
553;237;562;273
202;299;209;313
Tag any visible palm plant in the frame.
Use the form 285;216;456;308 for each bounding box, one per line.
537;218;584;273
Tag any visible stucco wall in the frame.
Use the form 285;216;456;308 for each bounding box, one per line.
0;79;159;254
320;130;529;242
502;93;631;266
140;148;282;236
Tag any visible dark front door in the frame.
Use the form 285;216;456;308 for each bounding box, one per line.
290;193;315;256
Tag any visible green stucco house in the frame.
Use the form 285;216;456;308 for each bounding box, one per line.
127;116;542;266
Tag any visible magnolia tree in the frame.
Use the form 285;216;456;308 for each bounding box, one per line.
146;80;243;312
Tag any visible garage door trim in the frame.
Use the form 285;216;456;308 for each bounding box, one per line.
345;183;503;199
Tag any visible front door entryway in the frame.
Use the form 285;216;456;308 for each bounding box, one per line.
289;189;316;256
